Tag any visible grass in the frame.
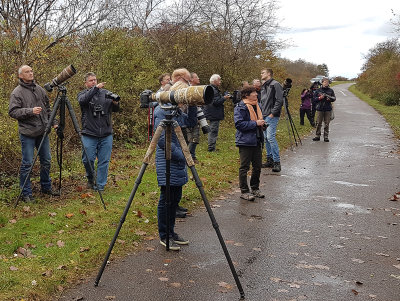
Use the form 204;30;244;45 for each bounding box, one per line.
349;84;400;140
0;101;314;301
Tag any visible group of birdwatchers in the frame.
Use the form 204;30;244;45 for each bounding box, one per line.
8;65;335;251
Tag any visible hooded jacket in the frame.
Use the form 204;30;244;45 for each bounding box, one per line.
260;78;284;118
9;80;51;137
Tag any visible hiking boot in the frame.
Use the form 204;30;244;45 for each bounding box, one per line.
160;239;180;251
22;195;36;203
251;190;265;198
272;161;281;172
262;157;274;168
177;205;188;212
312;137;320;141
175;209;186;218
240;192;255;201
86;181;94;189
41;189;60;196
324;138;329;142
173;233;189;245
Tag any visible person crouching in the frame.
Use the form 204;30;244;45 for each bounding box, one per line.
234;86;266;201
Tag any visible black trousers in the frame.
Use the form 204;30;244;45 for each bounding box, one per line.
238;145;262;193
300;108;314;126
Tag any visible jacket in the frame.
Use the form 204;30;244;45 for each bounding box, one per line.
315;86;336;111
154;105;197;186
203;84;225;121
77;87;120;137
260;78;284;117
234;101;264;147
9;80;51;137
300;90;312;110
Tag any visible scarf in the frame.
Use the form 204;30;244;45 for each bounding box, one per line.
243;98;263;121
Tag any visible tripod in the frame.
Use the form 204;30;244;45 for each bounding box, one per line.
14;86;107;210
94;109;245;300
282;95;302;150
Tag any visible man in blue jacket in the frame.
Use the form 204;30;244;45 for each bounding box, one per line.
234;86;266;201
77;72;120;191
203;74;230;152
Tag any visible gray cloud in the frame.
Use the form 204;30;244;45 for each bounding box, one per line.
289;24;350;33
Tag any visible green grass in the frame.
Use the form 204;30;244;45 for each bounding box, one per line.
349;84;400;140
0;104;313;300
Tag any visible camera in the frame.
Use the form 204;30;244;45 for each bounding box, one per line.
224;90;241;104
196;107;210;134
44;65;76;92
105;91;120;102
140;85;213;108
282;78;292;98
93;104;105;117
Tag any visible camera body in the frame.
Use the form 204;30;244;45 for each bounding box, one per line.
105;91;120;102
225;90;241;104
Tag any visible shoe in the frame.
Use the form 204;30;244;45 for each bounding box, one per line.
41;189;60;196
262;157;274;168
272;162;281;172
96;187;104;192
173;233;189;245
312;137;320;141
240;193;255;201
22;195;36;203
160;239;180;251
86;181;94;189
175;209;187;218
324;138;329;142
251;190;265;198
177;205;188;212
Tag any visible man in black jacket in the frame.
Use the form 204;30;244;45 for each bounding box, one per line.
77;72;120;191
260;68;284;172
312;78;336;142
203;74;230;152
9;65;59;202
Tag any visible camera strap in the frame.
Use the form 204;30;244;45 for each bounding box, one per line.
148;107;155;141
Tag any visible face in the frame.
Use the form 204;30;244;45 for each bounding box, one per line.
19;66;34;83
85;75;97;88
213;77;221;86
322;79;329;87
190;73;200;85
260;70;270;81
253;80;261;90
247;91;258;101
161;75;170;86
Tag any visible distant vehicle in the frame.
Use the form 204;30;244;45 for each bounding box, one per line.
310;75;330;84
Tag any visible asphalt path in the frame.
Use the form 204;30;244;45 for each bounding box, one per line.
59;83;400;301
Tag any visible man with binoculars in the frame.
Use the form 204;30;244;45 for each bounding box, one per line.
77;72;120;191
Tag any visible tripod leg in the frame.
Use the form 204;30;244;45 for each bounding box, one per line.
14;95;62;208
95;125;162;286
283;103;294;151
174;125;245;299
165;123;172;251
65;99;107;210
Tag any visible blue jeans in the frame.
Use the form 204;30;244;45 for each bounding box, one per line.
19;134;52;196
264;116;280;162
157;186;182;240
81;134;113;189
207;120;220;151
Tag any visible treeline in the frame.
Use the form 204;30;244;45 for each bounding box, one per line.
0;0;325;176
357;38;400;106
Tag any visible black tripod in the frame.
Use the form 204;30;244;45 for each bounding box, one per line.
282;93;302;150
14;86;107;210
94;109;245;300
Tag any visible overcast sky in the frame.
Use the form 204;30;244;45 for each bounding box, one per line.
275;0;398;79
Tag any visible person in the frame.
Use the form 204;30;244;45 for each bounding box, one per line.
234;86;266;201
252;79;262;103
154;69;197;250
203;74;230;152
158;73;171;92
77;72;120;191
9;65;59;203
259;68;284;172
300;88;315;127
310;81;320;122
187;72;201;163
312;78;336;142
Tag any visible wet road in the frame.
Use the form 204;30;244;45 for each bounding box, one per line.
59;83;400;301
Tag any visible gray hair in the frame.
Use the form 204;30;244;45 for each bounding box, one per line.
18;65;30;75
209;74;221;84
84;72;96;81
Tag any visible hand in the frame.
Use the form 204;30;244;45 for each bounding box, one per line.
318;95;324;100
223;94;230;99
96;82;106;89
53;124;58;129
32;107;42;114
256;120;265;127
268;113;274;118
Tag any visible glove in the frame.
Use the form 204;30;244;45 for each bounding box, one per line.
318;95;324;100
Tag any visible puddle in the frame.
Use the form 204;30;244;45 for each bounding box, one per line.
333;180;369;187
334;203;370;214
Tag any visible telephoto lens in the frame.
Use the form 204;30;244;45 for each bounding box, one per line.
196;107;210;134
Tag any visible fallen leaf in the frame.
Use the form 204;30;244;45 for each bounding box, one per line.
170;282;181;288
57;240;65;248
252;247;262;252
46;242;54;248
351;289;359;295
393;264;400;270
298;242;308;247
41;270;52;277
146;247;155;252
218;282;233;289
351;258;365;264
10;266;18;271
390;274;400;280
225;240;235;244
65;213;74;219
136;210;143;218
135;230;147;236
389;194;399;201
80;247;90;253
270;277;282;283
116;239;125;244
234;242;244;247
57;265;67;270
158;277;169;282
376;253;390;257
79;209;87;216
23;206;31;213
48;212;57;217
9;219;17;224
